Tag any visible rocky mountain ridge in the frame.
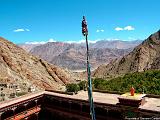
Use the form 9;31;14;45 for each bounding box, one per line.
0;37;74;90
93;30;160;78
20;40;141;70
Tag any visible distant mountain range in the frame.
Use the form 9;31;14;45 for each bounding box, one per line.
93;30;160;78
90;40;142;49
0;37;74;90
19;40;142;71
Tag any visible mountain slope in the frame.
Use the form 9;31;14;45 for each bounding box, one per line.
50;47;131;70
28;41;137;70
0;37;74;90
18;44;41;52
90;40;142;49
93;30;160;78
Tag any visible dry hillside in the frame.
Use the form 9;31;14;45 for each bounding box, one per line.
93;30;160;78
0;37;74;90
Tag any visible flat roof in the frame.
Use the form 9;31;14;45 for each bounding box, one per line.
0;90;160;113
45;91;160;112
45;91;119;105
139;97;160;112
0;91;45;110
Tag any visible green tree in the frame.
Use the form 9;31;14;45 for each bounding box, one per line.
66;83;80;93
78;81;87;90
93;70;160;95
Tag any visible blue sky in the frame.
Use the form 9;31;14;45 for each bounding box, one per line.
0;0;160;44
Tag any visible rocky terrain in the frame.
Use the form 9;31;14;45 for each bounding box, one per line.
20;40;141;70
18;44;41;52
0;37;74;90
90;40;142;49
93;30;160;78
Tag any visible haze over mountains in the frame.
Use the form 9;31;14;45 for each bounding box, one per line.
0;37;74;90
20;40;142;71
93;30;160;78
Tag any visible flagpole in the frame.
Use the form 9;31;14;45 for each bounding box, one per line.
86;34;96;120
82;16;96;120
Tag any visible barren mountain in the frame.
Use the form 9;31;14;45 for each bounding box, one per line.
90;40;142;49
0;37;74;90
18;44;41;52
26;40;141;70
93;30;160;78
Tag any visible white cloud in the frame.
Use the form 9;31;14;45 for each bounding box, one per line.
48;38;56;42
25;41;46;44
66;40;85;44
124;26;135;31
66;39;98;44
115;26;135;31
13;28;30;32
14;29;25;32
106;38;120;41
96;29;104;32
88;40;98;44
96;30;100;32
25;38;56;44
26;38;132;45
25;29;30;31
115;27;123;31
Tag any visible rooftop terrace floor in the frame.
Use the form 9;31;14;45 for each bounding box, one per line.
0;90;160;113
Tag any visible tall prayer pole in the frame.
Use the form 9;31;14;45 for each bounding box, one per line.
82;16;96;120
